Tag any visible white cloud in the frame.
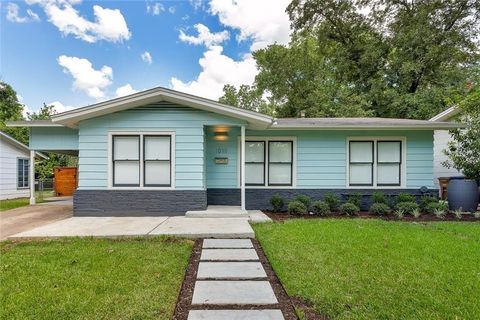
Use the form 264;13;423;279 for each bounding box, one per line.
49;101;74;113
58;55;113;100
146;2;164;15
209;0;291;50
179;24;229;47
7;2;40;23
115;84;138;97
170;45;257;100
28;1;130;43
168;6;176;14
141;51;153;64
189;0;203;10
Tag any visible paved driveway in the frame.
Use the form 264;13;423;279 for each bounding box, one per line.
0;201;72;240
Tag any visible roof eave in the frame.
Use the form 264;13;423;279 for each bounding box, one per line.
429;107;462;122
50;87;273;129
6;120;65;127
270;124;466;130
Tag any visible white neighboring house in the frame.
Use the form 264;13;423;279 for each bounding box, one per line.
430;107;463;188
0;131;47;200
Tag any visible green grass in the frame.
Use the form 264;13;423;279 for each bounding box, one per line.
0;237;192;320
0;191;55;212
254;219;480;320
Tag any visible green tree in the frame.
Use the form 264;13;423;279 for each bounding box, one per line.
221;0;480;119
219;84;276;116
443;88;480;180
0;81;28;143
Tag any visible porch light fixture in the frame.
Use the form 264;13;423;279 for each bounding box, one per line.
214;131;229;141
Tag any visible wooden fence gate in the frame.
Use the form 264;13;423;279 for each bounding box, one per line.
54;167;77;196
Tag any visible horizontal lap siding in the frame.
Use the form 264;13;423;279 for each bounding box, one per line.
236;130;435;189
0;140;30;200
77;103;244;190
30;127;79;150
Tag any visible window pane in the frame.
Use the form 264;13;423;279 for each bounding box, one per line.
378;163;400;185
245;142;264;162
349;164;372;185
378;141;401;163
113;136;139;160
114;161;139;185
350;142;373;163
145;161;170;185
269;163;292;185
145;136;170;160
269;142;292;162
246;163;264;185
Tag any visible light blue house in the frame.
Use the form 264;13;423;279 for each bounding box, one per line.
8;87;462;216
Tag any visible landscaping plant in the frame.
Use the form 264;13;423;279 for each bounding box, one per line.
288;200;308;215
294;194;312;209
340;202;360;216
394;209;405;219
412;208;422;219
419;195;439;212
396;192;416;204
474;212;480;219
369;203;391;216
434;208;447;219
395;202;419;215
347;192;362;208
454;209;463;220
312;200;330;216
323;192;340;212
270;193;284;212
372;191;387;204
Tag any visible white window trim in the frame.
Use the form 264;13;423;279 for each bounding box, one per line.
346;136;407;189
237;136;297;189
107;131;176;190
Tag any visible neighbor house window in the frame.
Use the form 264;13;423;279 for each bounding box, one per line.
244;139;294;187
268;141;292;186
17;158;29;188
112;134;172;187
348;139;403;187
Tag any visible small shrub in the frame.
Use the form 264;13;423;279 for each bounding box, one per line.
434;208;447;219
412;208;421;219
294;194;311;209
454;209;463;220
347;192;362;208
395;202;419;214
394;209;405;219
396;192;416;204
323;192;340;212
288;200;308;215
340;202;360;216
419;195;439;211
372;191;387;204
474;212;480;219
312;200;330;216
369;203;391;215
270;193;284;212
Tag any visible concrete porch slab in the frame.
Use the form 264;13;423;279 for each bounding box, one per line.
201;248;259;261
8;217;168;239
197;262;266;279
188;310;284;320
186;205;248;218
150;217;254;238
203;239;253;248
192;281;278;305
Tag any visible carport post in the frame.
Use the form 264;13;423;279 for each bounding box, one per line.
29;149;35;205
241;125;246;211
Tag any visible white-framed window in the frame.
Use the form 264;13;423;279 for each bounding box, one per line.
347;137;406;188
240;137;296;187
17;158;29;188
110;132;174;189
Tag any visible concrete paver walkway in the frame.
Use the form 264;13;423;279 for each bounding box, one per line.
188;238;285;320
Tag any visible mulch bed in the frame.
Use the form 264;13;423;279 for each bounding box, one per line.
172;238;327;320
263;211;479;222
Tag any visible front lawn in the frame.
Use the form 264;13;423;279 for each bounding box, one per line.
254;219;480;320
0;191;54;212
0;237;192;320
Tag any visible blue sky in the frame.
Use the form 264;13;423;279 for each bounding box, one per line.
1;0;291;115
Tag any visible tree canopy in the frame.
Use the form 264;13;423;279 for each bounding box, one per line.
220;0;480;119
